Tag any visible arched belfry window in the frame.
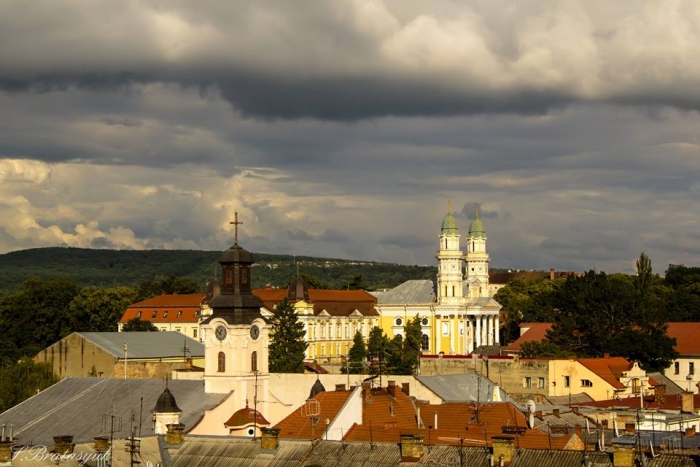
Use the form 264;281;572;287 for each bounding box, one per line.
218;352;226;372
421;334;430;351
251;351;258;373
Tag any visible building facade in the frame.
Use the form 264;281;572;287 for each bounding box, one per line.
374;203;502;355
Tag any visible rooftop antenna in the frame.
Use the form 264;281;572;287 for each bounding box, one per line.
525;400;536;429
126;409;142;467
301;398;321;441
229;211;243;244
181;339;191;362
124;341;128;380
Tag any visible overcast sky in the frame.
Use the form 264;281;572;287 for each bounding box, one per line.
1;1;700;273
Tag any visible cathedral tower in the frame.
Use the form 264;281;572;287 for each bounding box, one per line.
465;204;490;298
436;200;464;305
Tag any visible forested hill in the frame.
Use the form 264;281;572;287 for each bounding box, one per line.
0;247;437;293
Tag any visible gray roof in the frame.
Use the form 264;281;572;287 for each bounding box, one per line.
374;280;436;304
416;373;513;403
168;435;312;467
0;377;227;446
78;331;204;359
648;372;686;395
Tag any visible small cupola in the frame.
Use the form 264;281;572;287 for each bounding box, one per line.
308;377;326;400
153;386;182;435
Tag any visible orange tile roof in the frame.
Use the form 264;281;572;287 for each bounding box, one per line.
504;323;552;351
253;288;379;317
275;390;352;439
224;404;270;428
576;356;632;389
580;392;700;411
120;294;206;324
666;322;700;356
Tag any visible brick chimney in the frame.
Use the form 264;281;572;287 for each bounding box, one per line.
53;435;74;455
261;427;281;452
572;406;579;415
624;422;635;434
685;426;696;437
0;441;11;464
681;392;694;413
93;436;110;453
654;384;666;404
492;436;515;466
400;434;424;462
165;423;185;446
335;383;346;391
612;443;635;467
388;380;397;398
402;382;410;396
552;408;560;417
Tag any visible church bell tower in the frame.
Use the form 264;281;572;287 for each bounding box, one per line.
436;200;464;305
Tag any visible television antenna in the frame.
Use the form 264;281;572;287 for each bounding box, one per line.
525;400;536;429
301;399;321;440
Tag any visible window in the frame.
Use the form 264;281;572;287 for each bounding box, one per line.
395;318;403;326
421;317;429;326
320;325;325;338
675;362;680;375
163;311;169;318
564;376;570;388
177;310;183;318
152;311;157;318
452;286;455;296
137;311;142;318
225;267;232;284
690;363;695;375
251;351;257;373
195;311;200;318
160;328;166;332
459;322;464;335
329;325;333;338
538;378;545;389
193;328;197;339
175;327;181;332
218;352;225;372
421;334;430;351
442;322;449;336
581;379;593;387
524;377;532;388
345;326;349;338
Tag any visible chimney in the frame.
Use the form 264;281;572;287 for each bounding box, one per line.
603;353;610;359
53;435;74;455
601;420;609;429
681;392;694;413
165;423;185;446
535;410;543;420
402;382;410;396
388;380;397;398
335;383;346;392
685;426;696;437
624;422;635;434
0;439;11;464
572;406;579;415
654;384;666;404
94;436;110;453
550;269;555;280
400;434;425;462
553;408;560;417
612;443;635;467
260;427;281;452
491;436;515;466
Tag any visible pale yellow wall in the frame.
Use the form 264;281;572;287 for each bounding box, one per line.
548;360;645;401
35;333;118;379
119;321;201;340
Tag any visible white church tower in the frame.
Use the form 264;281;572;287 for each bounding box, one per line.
465;204;490;298
436;200;464;305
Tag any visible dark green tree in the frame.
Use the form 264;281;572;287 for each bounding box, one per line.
68;286;137;332
385;335;405;374
121;317;159;332
520;340;573;358
398;316;423;375
608;328;677;372
367;326;390;376
268;298;308;373
346;331;367;374
135;275;200;301
0;359;58;412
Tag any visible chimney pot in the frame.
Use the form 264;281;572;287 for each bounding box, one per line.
388;380;396;397
491;436;515;467
553;408;560;417
613;444;636;467
335;383;346;391
165;423;185;446
52;435;74;455
402;382;410;396
94;436;110;453
681;391;694;413
260;427;281;452
400;434;425;462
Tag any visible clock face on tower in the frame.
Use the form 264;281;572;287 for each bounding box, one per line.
215;325;227;341
250;324;260;340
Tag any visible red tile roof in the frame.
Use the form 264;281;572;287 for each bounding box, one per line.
666;322;700;356
275;390;352;439
577;356;632;389
120;294;206;324
579;392;700;411
224;403;270;428
254;288;379;317
504;323;552;352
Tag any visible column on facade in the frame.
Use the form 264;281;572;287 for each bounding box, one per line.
486;316;492;345
494;315;500;344
481;316;487;347
450;318;456;354
475;316;481;348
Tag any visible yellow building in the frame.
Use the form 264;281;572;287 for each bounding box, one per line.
373;203;502;354
254;278;379;366
119;293;205;340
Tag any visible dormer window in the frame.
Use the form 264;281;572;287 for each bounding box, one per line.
151;311;157;318
137;311;142;318
163;311;169;318
177;310;183;318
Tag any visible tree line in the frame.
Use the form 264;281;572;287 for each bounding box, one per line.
494;253;700;372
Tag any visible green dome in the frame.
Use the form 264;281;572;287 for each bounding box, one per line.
469;215;486;238
441;212;459;235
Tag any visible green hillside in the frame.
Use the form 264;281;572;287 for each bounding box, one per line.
0;247;437;293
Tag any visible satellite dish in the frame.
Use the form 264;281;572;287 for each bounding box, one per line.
525;400;536;429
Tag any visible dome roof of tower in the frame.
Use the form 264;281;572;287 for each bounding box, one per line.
308;378;326;400
469;214;486;238
153;387;182;413
219;243;255;264
441;213;459;235
288;276;310;302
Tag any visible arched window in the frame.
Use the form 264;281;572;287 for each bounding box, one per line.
421;334;430;351
251;351;258;373
218;352;225;372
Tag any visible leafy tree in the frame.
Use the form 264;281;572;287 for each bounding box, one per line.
385;335;405;374
347;275;368;290
346;331;367;374
494;277;562;343
121;317;159;332
68;286;137;332
0;359;58;412
608;328;678;372
397;316;423;375
135;275;201;301
520;340;573;358
268;298;308;373
367;326;390;376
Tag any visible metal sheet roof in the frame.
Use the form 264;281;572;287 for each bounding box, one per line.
77;331;204;359
375;280;436;304
416;374;513;404
0;377;227;446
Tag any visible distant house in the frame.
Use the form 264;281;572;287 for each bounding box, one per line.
665;322;700;392
119;293;208;339
34;331;204;379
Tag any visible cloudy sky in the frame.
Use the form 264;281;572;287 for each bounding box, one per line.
1;1;700;273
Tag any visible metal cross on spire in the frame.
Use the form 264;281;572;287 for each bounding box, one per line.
474;203;480;218
229;212;243;244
